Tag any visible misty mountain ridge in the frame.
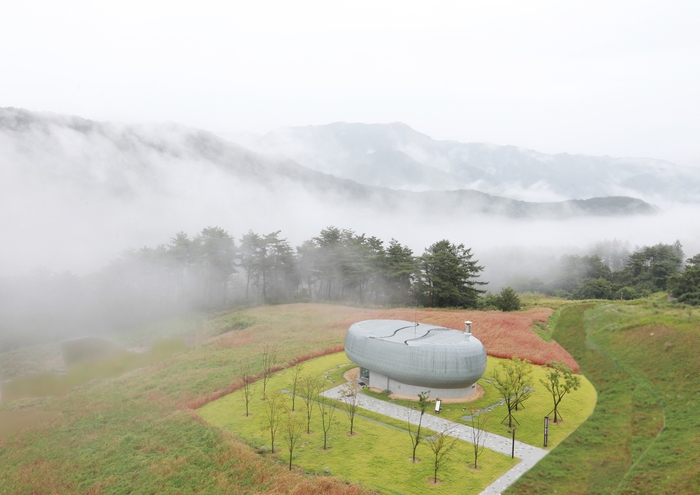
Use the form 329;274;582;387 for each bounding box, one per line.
242;121;700;202
0;107;661;275
0;108;656;218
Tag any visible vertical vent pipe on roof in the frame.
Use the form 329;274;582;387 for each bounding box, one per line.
464;321;472;341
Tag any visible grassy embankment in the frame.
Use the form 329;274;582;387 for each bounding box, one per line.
509;300;700;494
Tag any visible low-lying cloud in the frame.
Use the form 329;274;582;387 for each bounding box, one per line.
2;109;698;286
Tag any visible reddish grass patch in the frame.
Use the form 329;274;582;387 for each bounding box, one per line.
368;308;579;372
261;304;579;371
18;459;75;493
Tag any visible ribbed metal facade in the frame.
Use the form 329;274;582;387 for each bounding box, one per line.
344;319;487;389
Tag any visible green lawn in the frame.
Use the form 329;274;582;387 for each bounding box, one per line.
199;352;518;495
363;356;596;450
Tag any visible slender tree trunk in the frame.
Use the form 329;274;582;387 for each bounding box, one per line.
262;269;267;303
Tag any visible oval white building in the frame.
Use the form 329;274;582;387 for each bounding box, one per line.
344;319;487;399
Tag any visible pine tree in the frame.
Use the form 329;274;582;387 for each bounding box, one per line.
419;240;486;308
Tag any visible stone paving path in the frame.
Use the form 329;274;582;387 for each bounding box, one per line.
322;384;548;495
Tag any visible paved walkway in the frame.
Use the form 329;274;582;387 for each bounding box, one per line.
322;385;548;495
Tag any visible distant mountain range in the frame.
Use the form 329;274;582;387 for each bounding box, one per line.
241;122;700;202
0;108;660;223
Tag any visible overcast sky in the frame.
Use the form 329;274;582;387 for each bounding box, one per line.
2;0;699;165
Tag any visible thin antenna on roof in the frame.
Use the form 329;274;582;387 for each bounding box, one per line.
414;289;418;335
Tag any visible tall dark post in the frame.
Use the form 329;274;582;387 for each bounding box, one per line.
509;427;516;459
544;416;549;447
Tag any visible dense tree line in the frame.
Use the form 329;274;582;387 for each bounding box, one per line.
512;240;700;303
0;226;487;352
668;253;700;305
5;226;698;354
107;226;486;309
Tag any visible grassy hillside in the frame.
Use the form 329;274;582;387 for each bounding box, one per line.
0;305;374;494
1;338;187;404
509;301;700;494
0;303;573;494
4;300;693;493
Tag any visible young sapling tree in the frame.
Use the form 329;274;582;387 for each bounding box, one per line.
317;394;337;449
540;361;581;422
261;392;284;453
282;409;304;471
299;374;322;434
341;382;361;435
407;391;430;462
290;363;304;412
491;357;534;427
260;344;278;399
426;428;458;483
469;409;489;469
241;358;255;417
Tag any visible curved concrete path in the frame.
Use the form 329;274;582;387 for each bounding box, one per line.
322;385;548;495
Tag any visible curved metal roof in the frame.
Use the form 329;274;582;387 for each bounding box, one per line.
344;319;487;388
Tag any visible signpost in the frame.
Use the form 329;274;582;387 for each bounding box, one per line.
544;415;549;447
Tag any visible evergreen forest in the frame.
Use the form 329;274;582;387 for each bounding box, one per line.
2;225;699;355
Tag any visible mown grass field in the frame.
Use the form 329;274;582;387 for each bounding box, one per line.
509;301;700;494
199;352;518;494
363;355;596;449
